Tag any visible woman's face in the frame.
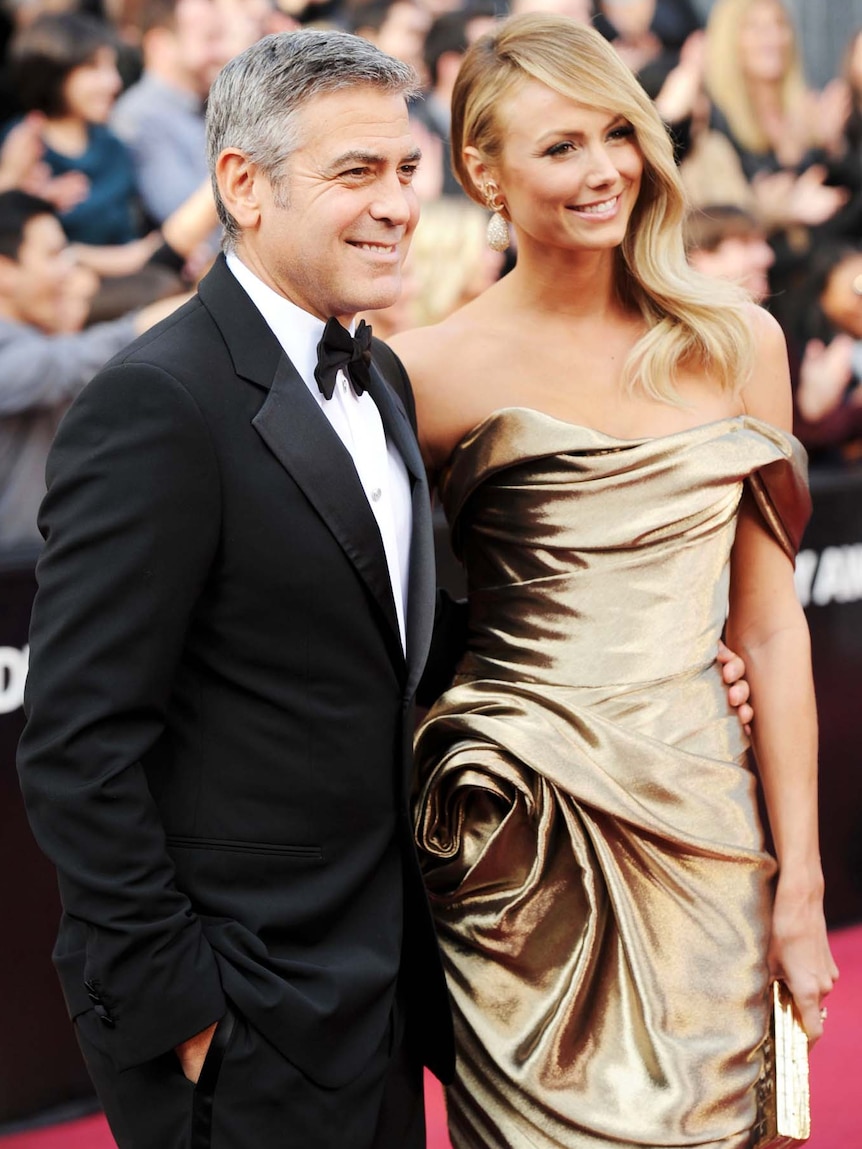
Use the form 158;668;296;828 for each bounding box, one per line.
491;79;643;258
62;45;121;123
738;0;793;85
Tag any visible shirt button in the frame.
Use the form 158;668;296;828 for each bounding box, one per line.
371;488;382;502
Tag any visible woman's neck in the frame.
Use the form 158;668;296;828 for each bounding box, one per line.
503;243;623;321
41;117;90;158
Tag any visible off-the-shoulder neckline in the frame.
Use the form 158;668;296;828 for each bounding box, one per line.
442;408;790;470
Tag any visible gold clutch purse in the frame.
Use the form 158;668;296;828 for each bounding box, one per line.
751;980;811;1149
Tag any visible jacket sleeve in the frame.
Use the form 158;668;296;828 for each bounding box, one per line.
17;360;226;1069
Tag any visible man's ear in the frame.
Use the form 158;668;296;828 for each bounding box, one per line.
215;149;264;231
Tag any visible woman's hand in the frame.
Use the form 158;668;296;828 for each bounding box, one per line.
768;876;839;1045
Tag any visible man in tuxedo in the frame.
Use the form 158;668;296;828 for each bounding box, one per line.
17;30;453;1149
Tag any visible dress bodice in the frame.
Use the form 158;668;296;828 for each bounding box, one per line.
439;410;810;690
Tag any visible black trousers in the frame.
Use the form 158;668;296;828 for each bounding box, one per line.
75;996;426;1149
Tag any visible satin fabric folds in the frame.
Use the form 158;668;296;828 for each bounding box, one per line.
413;411;811;1149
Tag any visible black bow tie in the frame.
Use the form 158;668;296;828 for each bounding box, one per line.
314;317;373;400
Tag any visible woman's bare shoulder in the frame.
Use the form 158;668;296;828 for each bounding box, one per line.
740;303;793;430
390;308;491;381
388;308;502;473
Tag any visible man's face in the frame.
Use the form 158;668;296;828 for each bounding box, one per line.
689;232;774;304
375;2;431;79
231;86;421;323
172;0;230;97
1;214;72;331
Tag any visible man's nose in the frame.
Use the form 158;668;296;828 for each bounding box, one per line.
369;173;414;225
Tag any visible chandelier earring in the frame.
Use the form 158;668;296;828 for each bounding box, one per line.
483;181;510;252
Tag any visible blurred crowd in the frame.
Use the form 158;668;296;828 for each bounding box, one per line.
1;0;862;548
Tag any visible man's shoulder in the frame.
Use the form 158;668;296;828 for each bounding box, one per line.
111;74;156;119
66;297;234;440
93;296;228;403
0;315;40;348
104;294;214;376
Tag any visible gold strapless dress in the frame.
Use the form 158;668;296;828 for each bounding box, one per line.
414;410;811;1149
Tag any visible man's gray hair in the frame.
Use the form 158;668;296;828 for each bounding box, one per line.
206;30;419;247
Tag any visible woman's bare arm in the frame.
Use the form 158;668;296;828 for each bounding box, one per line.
725;306;838;1042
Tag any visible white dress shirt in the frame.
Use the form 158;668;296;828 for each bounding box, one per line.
226;253;412;654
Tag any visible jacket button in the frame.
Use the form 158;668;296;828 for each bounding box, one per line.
93;1002;115;1027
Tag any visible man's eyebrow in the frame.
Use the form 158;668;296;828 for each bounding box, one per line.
327;146;423;170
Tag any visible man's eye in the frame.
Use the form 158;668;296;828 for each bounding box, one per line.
400;164;419;179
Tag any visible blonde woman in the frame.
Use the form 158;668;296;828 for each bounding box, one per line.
391;14;837;1149
704;0;848;230
705;0;811;170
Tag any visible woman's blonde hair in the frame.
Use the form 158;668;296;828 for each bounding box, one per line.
704;0;806;155
450;13;753;402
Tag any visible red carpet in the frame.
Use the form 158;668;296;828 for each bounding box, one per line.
3;925;859;1149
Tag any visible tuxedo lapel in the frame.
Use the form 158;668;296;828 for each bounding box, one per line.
198;256;434;687
365;364;436;699
253;356;403;657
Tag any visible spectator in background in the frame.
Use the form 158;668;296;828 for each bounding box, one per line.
348;0;431;86
594;0;701;74
216;0;296;57
0;111;60;195
111;0;228;227
836;27;862;172
637;30;758;210
703;0;853;295
509;0;592;22
684;205;862;462
786;243;862;460
0;187;213;546
0;102;220;311
812;26;862;244
406;196;504;326
684;203;774;302
410;7;495;198
4;12;138;246
704;0;847;179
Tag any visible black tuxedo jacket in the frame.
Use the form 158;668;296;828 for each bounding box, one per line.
17;255;454;1089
